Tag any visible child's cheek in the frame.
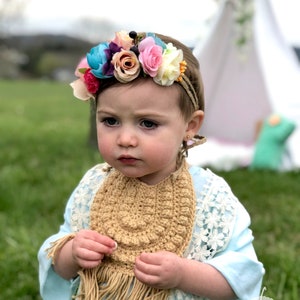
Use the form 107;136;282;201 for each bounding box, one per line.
97;137;111;158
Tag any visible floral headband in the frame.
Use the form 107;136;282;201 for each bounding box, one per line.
70;30;199;110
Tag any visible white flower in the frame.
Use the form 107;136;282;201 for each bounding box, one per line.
70;79;94;101
154;43;183;86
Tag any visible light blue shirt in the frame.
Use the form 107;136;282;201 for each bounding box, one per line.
38;163;265;299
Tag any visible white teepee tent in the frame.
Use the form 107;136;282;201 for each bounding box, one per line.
192;0;300;169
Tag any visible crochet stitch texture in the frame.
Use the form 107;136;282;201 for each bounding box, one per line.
77;161;196;299
51;161;238;299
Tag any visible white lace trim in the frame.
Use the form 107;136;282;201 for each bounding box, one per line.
70;166;237;300
185;169;237;261
70;164;108;232
173;170;237;299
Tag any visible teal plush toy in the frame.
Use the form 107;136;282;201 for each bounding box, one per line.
250;114;296;170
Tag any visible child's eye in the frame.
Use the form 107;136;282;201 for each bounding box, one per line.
102;117;118;126
140;120;158;129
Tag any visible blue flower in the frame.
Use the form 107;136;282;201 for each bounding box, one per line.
146;32;166;50
87;42;112;79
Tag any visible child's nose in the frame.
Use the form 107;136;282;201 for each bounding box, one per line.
117;129;138;148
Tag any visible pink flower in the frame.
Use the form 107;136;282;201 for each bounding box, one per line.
70;57;95;101
83;69;100;94
74;57;89;79
111;30;133;50
138;37;163;77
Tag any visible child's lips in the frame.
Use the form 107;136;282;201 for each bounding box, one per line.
118;155;138;164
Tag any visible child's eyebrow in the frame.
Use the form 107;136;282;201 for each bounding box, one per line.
97;108;115;114
134;111;166;118
97;108;167;118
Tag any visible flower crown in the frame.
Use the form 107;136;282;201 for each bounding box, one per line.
70;30;188;101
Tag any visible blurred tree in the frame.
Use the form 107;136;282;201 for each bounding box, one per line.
0;0;27;38
0;0;28;78
76;18;117;43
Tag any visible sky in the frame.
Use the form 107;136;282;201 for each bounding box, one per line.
6;0;300;47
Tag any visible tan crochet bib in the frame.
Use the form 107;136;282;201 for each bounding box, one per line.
78;160;196;299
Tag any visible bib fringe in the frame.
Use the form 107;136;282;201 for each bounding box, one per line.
76;263;170;300
46;233;76;265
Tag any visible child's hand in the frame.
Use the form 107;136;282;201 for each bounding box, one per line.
72;229;117;269
134;251;183;290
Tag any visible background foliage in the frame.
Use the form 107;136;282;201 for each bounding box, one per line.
0;80;299;299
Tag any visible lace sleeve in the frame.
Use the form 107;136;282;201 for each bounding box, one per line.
185;169;237;261
70;163;110;232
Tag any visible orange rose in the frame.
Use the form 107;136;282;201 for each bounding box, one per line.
112;50;141;83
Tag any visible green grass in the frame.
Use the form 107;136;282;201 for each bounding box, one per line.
1;80;299;299
218;169;300;299
0;80;101;299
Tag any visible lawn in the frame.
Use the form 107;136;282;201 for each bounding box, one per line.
0;80;299;299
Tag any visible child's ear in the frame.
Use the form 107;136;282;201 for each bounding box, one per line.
186;110;204;138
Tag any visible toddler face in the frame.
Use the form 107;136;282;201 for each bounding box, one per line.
96;79;189;185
